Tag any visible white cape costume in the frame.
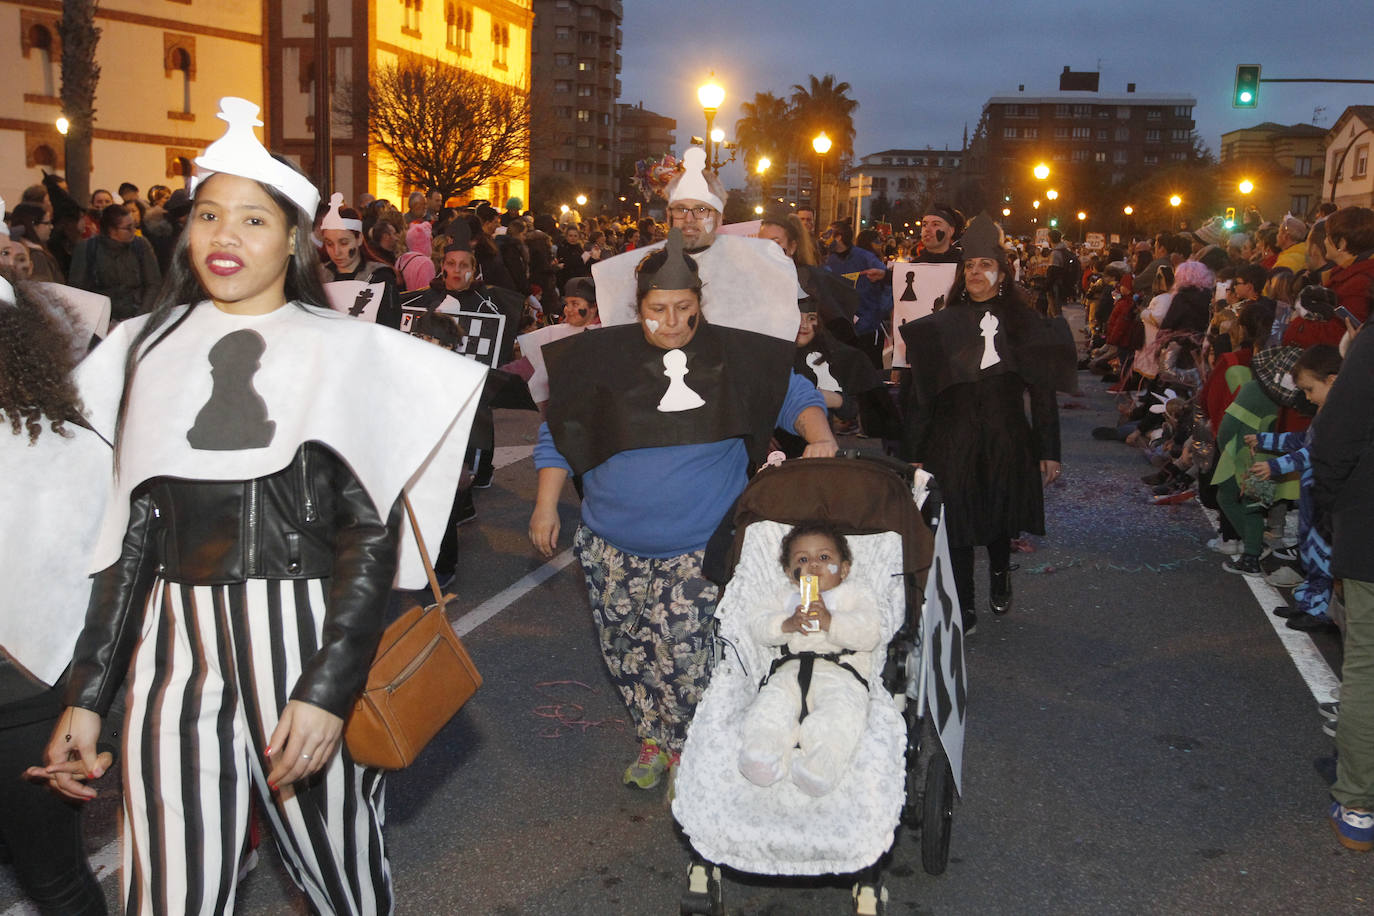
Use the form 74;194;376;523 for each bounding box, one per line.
591;235;801;342
0;423;110;685
75;302;487;590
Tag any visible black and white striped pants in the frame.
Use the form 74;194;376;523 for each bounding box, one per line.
121;577;392;915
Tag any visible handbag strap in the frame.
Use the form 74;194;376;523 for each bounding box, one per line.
402;494;448;609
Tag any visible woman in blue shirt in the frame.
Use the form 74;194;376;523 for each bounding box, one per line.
528;230;837;790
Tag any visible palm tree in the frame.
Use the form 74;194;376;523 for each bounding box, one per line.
789;74;859;160
735;91;794;171
59;0;101;203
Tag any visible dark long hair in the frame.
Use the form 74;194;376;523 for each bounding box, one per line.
0;277;85;443
946;250;1031;310
111;167;327;465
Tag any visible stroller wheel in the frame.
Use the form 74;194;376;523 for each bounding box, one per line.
680;861;723;916
852;878;889;916
921;748;955;876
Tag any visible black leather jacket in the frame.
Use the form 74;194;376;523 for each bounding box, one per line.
64;443;403;719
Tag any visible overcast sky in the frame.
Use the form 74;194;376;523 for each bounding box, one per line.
620;0;1374;186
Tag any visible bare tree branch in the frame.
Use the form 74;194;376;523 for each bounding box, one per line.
340;57;530;201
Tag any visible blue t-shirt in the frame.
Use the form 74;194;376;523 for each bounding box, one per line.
825;246;888;334
535;372;825;557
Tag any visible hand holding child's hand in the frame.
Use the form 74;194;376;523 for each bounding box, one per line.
1248;461;1272;480
1243;434;1259;448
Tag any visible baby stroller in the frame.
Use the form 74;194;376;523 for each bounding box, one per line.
673;452;967;915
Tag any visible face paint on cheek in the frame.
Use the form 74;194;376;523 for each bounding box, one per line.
699;216;717;234
935;230;946;243
792;567;802;581
644;318;660;334
687;314;698;329
577;308;588;317
827;564;839;575
983;270;999;288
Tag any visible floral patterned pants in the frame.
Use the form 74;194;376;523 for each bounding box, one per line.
574;526;718;754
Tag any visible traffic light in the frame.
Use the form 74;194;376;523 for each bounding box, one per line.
1233;65;1261;108
1224;207;1236;229
1049;218;1058;228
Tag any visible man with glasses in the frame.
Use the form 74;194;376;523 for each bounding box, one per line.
67;203;161;321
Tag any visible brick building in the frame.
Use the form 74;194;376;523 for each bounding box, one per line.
614;101;675;207
1218;121;1326;222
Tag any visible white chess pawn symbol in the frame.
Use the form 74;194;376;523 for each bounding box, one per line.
806;351;843;393
979;310;1001;369
657;349;705;412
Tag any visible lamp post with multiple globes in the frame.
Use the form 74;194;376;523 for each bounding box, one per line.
697;75;726;172
812;131;832;224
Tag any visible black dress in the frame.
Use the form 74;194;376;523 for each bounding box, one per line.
899;293;1065;549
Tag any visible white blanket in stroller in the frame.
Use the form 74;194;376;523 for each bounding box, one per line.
672;523;908;876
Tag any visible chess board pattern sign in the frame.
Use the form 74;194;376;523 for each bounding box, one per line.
324;280;387;322
890;262;957;368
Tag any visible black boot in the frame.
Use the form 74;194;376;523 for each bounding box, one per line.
990;569;1012;616
961;609;978;636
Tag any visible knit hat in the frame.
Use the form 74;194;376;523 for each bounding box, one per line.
635;228;701;294
958;213;1005;262
319;192;362;232
163;189;193;218
564;276;596;303
1194;216;1226;246
1252;345;1305;409
1280;213;1309;242
922;203;966;238
191;97;320;219
405;219;432;255
667;148;724;214
1296;284;1337;321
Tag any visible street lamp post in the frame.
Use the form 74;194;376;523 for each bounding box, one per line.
1076;210;1087;242
697;75;726;173
812;131;832;224
756;156;771;210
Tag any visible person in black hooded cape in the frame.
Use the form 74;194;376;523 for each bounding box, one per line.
899;214;1075;634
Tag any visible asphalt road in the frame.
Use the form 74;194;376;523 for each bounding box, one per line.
2;308;1365;915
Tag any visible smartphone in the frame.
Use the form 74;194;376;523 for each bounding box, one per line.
1335;306;1364;329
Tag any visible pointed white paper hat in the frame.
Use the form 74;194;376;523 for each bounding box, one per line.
668;148;724;213
191;98;321;219
319;192;363;232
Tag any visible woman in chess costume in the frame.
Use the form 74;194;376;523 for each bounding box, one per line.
528;229;838;790
32;98;484;916
898;214;1072;635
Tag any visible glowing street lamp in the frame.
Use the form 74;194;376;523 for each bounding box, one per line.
754;205;764;215
698;74;726;169
1077;211;1087;222
1032;200;1041;210
756;156;771;174
559;203;570;214
1033;163;1050;181
55;116;70;136
1238;179;1254;195
1046;189;1059;201
1169;194;1182;208
575;193;588;207
812;131;833;222
1123;205;1134;215
1002;207;1011;217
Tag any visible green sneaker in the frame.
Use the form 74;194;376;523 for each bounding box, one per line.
623;739;671;789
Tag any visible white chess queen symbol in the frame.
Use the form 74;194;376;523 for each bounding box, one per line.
806;351;843;392
657;349;705;412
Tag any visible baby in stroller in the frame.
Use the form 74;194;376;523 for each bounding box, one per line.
739;523;882;797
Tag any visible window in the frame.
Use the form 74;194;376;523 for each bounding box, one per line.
1356;145;1370;178
1292;195;1311;216
1056;104;1072;118
1143;153;1160;165
1052;150;1068;161
1054;126;1070;139
575;161;592;174
446;6;473;50
1146;108;1161;120
1170;151;1187;161
1113;150;1128;164
25;23;59;97
1095;128;1107;140
555;53;572;66
554;0;572;10
579;30;596;45
555;26;572;40
403;0;422;34
1072;149;1089;162
554;80;571;93
1294;156;1312;177
1173;106;1192;118
578;3;596;16
576;135;591;148
1072;104;1091;118
553;159;571;172
1096;107;1110;119
167;46;193;116
1117;107;1131;119
576;84;593;97
1003;127;1018;138
1094;151;1107;162
576;109;591;122
873;177;888;192
1169;129;1190;143
578;58;594;71
1022;127;1038;139
555;106;572;119
1114;127;1129;142
1072;127;1090;139
1023;105;1038;117
492;22;510;66
1145;129;1160;143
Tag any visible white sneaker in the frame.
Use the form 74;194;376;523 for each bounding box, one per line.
1207;537;1243;555
1264;565;1305;588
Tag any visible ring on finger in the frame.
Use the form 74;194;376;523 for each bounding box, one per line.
301;753;311;760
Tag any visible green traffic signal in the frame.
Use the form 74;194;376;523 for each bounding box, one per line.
1049;218;1058;227
1233;65;1261;109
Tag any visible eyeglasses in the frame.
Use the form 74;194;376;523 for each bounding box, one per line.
668;206;715;220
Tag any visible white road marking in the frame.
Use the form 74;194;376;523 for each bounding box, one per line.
451;549;575;637
493;445;534;469
1199;506;1338;704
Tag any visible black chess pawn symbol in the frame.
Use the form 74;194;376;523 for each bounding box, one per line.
187;329;277;450
349;287;375;317
933;294;946;312
899;270;918;301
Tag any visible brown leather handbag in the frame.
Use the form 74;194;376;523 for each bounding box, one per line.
344;496;482;769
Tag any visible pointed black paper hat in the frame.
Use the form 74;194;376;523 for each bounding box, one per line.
443;219;473;254
636;227;701;294
959;213;1005;262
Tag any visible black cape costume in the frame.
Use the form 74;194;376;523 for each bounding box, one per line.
544;322;795;476
898;295;1074;548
